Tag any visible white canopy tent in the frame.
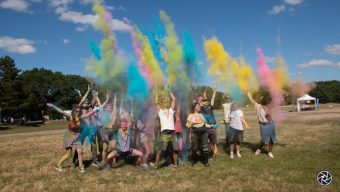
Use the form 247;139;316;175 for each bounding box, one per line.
297;94;316;112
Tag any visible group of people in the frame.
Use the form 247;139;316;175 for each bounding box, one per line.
47;84;277;173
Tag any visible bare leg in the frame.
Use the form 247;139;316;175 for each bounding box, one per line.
131;149;143;166
58;149;72;166
268;139;273;152
173;153;178;166
102;143;108;163
230;143;234;154
76;148;83;167
142;141;151;164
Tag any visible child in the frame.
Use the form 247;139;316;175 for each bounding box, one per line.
228;103;249;158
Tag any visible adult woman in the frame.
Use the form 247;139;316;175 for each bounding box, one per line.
245;90;277;158
186;103;210;166
47;103;98;173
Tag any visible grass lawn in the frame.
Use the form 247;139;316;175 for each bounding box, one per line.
0;120;67;135
0;104;339;191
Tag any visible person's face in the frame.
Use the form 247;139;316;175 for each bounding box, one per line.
74;108;80;117
161;98;170;108
194;104;201;112
120;120;128;130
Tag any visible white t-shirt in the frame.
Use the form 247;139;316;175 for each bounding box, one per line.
229;109;244;130
158;108;175;132
223;103;232;123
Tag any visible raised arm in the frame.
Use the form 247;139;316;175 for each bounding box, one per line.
211;84;217;106
81;107;98;119
246;90;256;105
169;89;176;110
78;84;91;106
47;103;71;118
101;92;110;108
155;86;160;111
110;93;118;125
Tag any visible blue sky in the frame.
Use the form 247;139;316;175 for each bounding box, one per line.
0;0;339;84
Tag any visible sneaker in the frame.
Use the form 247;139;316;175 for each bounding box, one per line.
79;166;86;174
97;162;108;170
170;164;178;169
149;162;155;167
141;164;148;171
204;163;210;167
230;153;234;159
268;152;274;158
255;149;261;155
71;162;76;169
55;165;64;172
236;152;242;158
91;160;100;167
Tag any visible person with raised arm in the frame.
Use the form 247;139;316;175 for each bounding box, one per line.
200;84;219;159
47;101;98;174
244;89;277;158
154;86;179;169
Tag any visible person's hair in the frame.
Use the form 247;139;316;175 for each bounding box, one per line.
71;105;80;121
231;102;238;111
191;102;200;113
259;95;271;106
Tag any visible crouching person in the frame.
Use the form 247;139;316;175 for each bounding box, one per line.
99;117;143;170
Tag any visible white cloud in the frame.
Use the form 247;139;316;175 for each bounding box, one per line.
324;44;340;55
284;0;304;6
50;1;131;32
268;4;286;15
264;56;276;64
297;59;339;68
0;0;29;12
0;36;36;54
76;26;87;32
58;10;97;25
268;0;304;15
63;39;71;44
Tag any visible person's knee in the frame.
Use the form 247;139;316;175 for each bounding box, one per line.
229;141;234;145
173;150;179;154
202;144;209;154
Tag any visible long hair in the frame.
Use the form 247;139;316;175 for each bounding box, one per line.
191;102;200;113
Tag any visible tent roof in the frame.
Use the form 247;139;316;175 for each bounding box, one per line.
297;94;316;101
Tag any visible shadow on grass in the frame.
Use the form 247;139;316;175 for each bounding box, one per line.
0;125;13;130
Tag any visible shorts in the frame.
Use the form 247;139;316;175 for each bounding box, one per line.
160;130;178;151
259;122;277;144
229;127;243;143
207;128;217;144
103;128;116;143
117;148;133;157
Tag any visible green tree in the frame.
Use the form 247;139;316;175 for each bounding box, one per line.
0;56;22;119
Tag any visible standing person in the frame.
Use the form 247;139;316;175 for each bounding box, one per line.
245;90;277;158
101;93;117;164
200;84;218;159
155;87;179;169
186;103;210;166
222;96;232;148
228;103;249;159
47;103;98;173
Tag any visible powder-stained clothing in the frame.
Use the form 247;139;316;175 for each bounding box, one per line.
115;128;132;153
223;103;232;123
200;104;216;125
159;108;175;132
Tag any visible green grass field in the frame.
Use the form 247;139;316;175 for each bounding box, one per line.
0;104;339;191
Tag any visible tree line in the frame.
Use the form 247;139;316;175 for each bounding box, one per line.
1;56;339;121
